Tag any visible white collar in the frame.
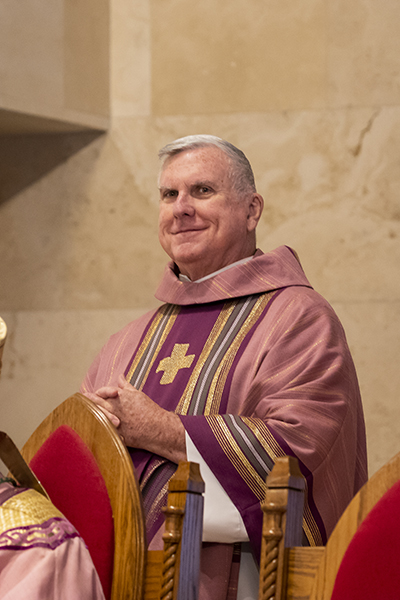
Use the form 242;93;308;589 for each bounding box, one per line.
178;255;253;283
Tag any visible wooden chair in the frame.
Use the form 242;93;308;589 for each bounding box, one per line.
18;393;204;600
259;451;400;600
145;461;204;600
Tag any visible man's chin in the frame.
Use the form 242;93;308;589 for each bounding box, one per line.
171;245;206;265
173;254;210;279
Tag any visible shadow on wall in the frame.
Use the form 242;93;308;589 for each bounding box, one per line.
0;131;104;204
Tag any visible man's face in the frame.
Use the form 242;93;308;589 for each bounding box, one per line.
158;146;260;281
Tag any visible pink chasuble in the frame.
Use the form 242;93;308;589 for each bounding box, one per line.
81;246;368;597
124;292;279;546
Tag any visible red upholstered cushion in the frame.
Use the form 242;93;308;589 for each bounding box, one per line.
29;425;114;599
331;479;400;600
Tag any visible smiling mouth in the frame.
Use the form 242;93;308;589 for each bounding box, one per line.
173;228;205;235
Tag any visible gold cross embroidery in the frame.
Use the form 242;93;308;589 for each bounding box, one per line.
156;343;195;385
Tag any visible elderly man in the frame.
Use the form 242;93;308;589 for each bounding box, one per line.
82;135;367;600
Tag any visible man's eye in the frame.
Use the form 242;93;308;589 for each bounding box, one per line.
199;186;211;194
162;190;177;200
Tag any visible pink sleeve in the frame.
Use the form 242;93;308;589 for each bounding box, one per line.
0;537;105;600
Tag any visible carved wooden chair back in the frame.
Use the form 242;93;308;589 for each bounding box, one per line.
18;393;204;600
259;451;400;600
21;393;145;600
144;461;204;600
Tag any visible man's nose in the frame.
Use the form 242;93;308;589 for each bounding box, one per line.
173;191;195;217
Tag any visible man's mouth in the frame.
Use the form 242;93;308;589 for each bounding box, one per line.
172;228;205;235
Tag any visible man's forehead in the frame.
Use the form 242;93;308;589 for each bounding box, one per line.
159;146;230;184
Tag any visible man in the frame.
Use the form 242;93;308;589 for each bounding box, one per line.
82;135;367;600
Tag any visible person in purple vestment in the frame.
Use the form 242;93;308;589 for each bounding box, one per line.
81;135;368;600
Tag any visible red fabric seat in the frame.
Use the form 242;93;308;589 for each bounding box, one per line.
29;425;114;599
331;479;400;600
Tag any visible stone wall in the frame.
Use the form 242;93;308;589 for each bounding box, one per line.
1;0;399;476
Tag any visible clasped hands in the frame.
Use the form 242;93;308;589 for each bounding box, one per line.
85;374;186;464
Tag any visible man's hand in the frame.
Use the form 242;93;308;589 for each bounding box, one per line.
85;374;187;464
85;385;121;427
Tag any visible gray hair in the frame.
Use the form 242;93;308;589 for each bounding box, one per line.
158;134;256;197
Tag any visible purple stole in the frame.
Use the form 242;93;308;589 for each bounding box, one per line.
126;293;274;543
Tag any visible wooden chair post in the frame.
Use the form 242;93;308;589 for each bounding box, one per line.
160;461;205;600
258;456;305;600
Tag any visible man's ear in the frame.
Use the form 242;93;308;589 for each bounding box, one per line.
247;193;264;232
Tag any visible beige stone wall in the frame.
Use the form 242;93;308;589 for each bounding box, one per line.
0;0;109;132
1;0;399;477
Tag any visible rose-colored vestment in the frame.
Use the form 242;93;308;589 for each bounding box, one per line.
81;246;367;598
0;477;105;600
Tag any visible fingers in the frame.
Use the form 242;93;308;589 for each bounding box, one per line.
85;391;121;428
96;405;121;428
95;385;119;399
83;392;99;403
85;374;133;433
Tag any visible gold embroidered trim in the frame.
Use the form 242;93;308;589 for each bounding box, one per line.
175;302;237;415
126;305;180;390
208;416;266;499
243;418;286;460
126;309;165;381
145;480;170;532
243;418;322;545
207;416;321;544
303;502;322;546
156;343;195;385
209;279;233;297
0;489;64;534
204;294;273;414
107;326;133;386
